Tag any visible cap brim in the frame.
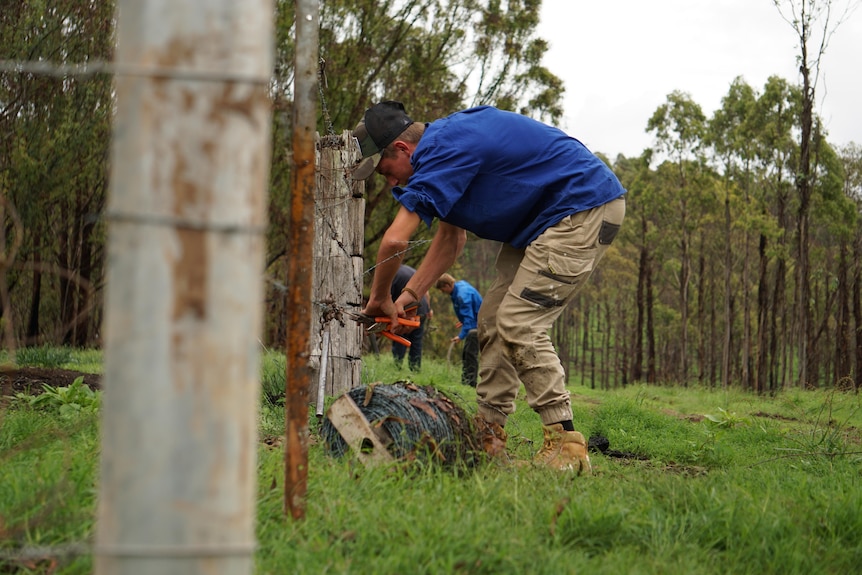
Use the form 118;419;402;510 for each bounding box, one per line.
351;153;381;180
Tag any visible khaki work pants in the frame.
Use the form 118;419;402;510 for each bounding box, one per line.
476;196;626;427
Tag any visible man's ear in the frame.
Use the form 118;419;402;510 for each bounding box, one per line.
393;140;413;154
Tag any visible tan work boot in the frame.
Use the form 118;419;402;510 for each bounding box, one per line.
474;415;508;458
535;423;592;474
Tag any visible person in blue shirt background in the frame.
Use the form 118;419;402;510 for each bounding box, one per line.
352;100;626;473
435;273;482;388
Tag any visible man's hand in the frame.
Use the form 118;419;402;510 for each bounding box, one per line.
366;206;422;330
362;297;418;335
450;335;461;344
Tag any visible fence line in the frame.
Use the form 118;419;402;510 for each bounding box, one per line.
0;59;268;85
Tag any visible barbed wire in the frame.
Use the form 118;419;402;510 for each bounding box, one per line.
320;381;480;466
317;58;336;136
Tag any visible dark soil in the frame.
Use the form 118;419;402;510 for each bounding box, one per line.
0;367;102;403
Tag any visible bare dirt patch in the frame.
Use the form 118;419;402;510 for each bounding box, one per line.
0;367;101;405
660;408;705;423
752;410;799;422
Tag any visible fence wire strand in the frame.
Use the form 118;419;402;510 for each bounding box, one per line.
0;59;269;85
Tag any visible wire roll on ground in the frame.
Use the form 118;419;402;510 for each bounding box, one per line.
321;382;479;466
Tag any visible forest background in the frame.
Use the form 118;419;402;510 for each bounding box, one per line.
2;0;862;393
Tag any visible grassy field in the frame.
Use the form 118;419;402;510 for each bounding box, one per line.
2;348;862;574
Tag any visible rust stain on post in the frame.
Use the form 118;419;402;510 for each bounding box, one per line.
173;229;209;320
169;127;210;321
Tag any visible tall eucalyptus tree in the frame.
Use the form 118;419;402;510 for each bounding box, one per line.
707;78;759;389
750;76;800;390
771;0;861;386
839;143;862;389
647;90;708;383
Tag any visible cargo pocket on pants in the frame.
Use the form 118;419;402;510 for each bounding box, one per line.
598;221;620;245
520;247;596;308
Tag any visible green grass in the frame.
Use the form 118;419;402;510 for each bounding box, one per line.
0;409;98;574
253;355;862;574
2;350;862;574
1;345;103;373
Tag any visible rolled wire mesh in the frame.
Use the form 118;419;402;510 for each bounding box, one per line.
321;382;479;467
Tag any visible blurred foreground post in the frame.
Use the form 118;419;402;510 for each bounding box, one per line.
95;1;273;573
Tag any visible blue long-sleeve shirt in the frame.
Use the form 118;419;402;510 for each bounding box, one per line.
392;106;627;248
450;280;482;340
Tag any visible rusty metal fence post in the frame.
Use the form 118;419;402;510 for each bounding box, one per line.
285;0;319;520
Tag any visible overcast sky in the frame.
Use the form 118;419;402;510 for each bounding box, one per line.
537;0;862;159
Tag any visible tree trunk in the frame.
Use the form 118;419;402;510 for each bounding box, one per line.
771;256;787;391
722;191;732;388
697;244;706;384
632;216;647;382
59;234;76;345
835;240;853;389
756;233;769;394
603;301;611;389
646;248;656;384
854;237;862;392
73;214;95;347
27;235;42;342
796;11;814;389
679;199;690;384
741;228;752;390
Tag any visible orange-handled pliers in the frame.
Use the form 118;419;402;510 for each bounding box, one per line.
346;303;421;347
366;316;421;346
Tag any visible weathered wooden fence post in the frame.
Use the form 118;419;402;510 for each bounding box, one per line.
310;131;365;410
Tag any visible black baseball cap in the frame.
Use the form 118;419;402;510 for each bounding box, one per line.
351;100;414;180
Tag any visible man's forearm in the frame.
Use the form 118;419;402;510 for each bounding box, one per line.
405;224;466;300
367;206;421;312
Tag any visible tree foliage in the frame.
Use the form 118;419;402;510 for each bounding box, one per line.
1;0;113;349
